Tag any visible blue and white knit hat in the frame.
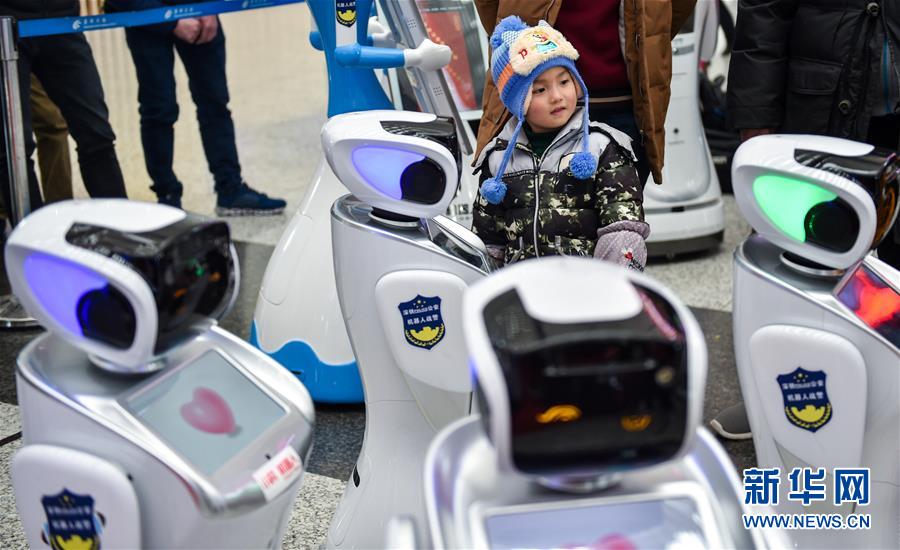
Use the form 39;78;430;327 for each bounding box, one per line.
481;16;597;205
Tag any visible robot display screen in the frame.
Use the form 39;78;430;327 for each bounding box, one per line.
482;286;688;476
483;497;707;550
835;262;900;350
125;351;286;475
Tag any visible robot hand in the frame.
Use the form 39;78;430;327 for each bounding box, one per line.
403;39;452;71
368;16;394;47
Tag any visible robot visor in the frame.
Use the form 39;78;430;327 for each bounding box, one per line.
66;217;236;354
482;285;689;477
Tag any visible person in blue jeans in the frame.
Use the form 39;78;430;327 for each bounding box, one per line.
106;2;285;215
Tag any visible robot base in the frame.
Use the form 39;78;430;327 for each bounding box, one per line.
733;235;899;550
421;417;781;549
253;159;363;404
646;198;725;257
326;194;486;548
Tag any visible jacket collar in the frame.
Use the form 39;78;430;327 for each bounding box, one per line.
476;107;586;166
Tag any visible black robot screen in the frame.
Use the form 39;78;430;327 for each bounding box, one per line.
482;286;689;476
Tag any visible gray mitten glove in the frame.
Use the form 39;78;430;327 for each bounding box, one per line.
485;244;506;267
593;220;651;271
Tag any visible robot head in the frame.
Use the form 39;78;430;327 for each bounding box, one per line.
733;134;899;269
463;257;707;483
322;110;461;219
5;200;239;372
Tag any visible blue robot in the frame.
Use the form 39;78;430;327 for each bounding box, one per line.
251;0;451;402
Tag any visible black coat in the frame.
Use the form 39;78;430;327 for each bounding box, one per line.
0;0;78;21
727;0;900;140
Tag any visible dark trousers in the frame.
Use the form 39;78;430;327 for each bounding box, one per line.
589;101;651;187
124;23;242;199
0;34;127;215
867;114;900;268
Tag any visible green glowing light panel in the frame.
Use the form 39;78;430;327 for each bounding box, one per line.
752;174;838;242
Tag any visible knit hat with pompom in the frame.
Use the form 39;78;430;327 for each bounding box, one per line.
480;16;597;205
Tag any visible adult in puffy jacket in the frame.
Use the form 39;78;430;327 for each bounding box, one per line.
0;0;128;213
473;0;697;187
727;0;899;266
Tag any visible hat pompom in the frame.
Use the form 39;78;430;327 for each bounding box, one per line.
491;16;528;49
480;177;507;205
569;151;597;179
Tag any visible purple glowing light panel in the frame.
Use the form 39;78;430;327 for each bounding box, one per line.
23;252;109;338
351;146;425;200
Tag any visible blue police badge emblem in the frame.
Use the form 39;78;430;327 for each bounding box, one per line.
41;489;102;550
336;0;357;27
776;367;832;433
398;295;445;350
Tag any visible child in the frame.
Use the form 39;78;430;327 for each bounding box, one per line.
473;16;649;270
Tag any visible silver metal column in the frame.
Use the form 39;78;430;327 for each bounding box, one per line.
0;16;37;328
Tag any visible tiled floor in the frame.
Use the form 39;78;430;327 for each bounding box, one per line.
0;4;757;548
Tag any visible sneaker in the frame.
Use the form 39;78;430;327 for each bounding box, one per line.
157;192;182;209
215;183;286;216
710;402;752;440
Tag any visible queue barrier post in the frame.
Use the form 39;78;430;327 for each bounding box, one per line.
0;16;38;329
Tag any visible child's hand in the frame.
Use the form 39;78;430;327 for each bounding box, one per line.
593;221;650;271
486;244;506;267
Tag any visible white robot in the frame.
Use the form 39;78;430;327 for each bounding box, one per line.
732;134;900;549
644;1;725;256
252;0;463;403
8;200;315;549
386;257;786;549
322;110;492;548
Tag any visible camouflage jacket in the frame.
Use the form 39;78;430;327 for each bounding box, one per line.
472;109;644;264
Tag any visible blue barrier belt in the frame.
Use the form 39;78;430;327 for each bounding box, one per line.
18;0;304;38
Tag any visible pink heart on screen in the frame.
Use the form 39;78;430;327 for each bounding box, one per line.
591;534;637;550
180;387;237;435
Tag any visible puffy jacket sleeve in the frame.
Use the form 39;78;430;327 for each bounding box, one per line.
726;0;799;130
594;143;644;227
471;155;508;247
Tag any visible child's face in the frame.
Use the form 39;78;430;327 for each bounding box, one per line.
525;66;579;133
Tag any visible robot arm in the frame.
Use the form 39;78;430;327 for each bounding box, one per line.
334;38;451;71
367;16;395;48
309;15;323;51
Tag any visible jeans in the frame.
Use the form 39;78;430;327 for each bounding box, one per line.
589;102;650;188
0;34;127;216
124;23;242;199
